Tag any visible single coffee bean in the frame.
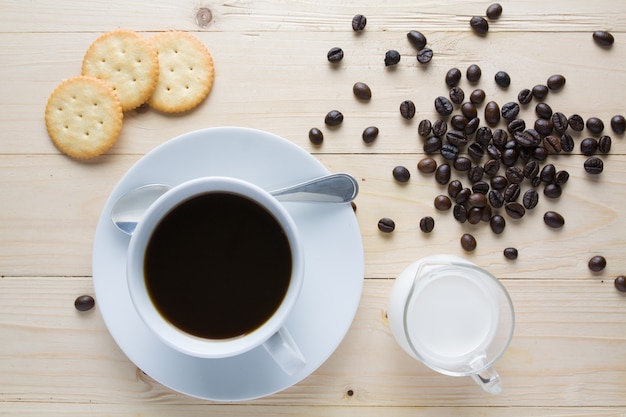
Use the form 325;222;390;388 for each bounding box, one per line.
460;233;477;251
568;114;585;131
505;202;526;219
544;211;565;228
327;47;344;63
352;14;367;31
481;206;492;223
523;160;540;179
518;88;533;105
448;179;463;198
543;135;562;154
490;214;506;234
416;48;434;64
598;135;612;153
584;157;604;174
465;117;480;135
540;163;556;183
523;189;539;209
308;128;324;145
454;156;472;171
554;170;570;185
418;119;432;137
417;157;437;173
472;181;490;194
504;247;518;260
514;129;541;147
449;86;465;104
378;217;395;233
362;126;379;143
507;118;526;134
392;165;411;182
532;85;549;101
586;117;604;134
423;136;442;153
445;67;462;87
611;115;626;134
547;74;566;90
593;30;614;47
469;16;489;34
419;216;435;233
467;192;487;208
455;187;471;204
588;255;607;272
451;114;468;130
492;128;508;147
491;175;508;190
501;148;519;167
461;102;478;120
503;183;520;202
400;100;416;120
560;133;574;153
407;30;428;50
453;204;468;223
432;119;448;137
434;194;452;210
466;64;482;83
552;112;568;133
353;82;372;100
544;183;562;199
467;207;482;225
468;143;485;160
505;166;524;184
434;96;453;116
495;71;511;88
441;144;460;160
484;158;500;176
384;50;401;66
488;189;505;208
501;102;520;120
446;130;468;147
580;137;598;155
435;163;451;184
535;102;553;119
74;295;95;312
325;110;344;126
470;89;486;104
615;276;626;292
486;3;503;19
467;164;484;183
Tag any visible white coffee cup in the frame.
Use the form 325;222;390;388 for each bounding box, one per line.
126;176;306;375
387;255;515;394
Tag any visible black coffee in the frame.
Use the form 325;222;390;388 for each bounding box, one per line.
144;192;292;339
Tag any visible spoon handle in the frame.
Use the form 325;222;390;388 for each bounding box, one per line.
270;173;359;203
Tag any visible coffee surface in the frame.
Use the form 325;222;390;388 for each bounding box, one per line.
144;192;292;339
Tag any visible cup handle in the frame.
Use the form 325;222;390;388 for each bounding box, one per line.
469;355;503;394
262;326;306;376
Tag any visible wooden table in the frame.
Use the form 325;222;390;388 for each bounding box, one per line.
2;0;625;415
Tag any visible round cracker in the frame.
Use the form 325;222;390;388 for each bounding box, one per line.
148;31;214;113
45;76;123;159
82;30;159;111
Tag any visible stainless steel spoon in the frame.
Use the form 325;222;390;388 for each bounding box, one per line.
110;173;359;235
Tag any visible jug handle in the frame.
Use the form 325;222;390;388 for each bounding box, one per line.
469;355;503;394
263;326;306;376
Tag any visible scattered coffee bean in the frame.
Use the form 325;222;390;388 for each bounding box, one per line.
353;82;372;100
325;110;344;126
523;189;539;209
467;207;482;224
488;189;505;208
435;163;451;184
472;181;489;194
547;74;566;90
540;163;556;183
455;187;471;204
552;112;568;133
514;129;541;147
393;165;411;182
523;160;540;179
418;119;432;137
484;158;500;176
554;170;570;185
568;114;585;131
544;183;562;199
352;14;367;31
584;157;604;174
460;233;477;251
74;295;95;311
486;3;503;19
507;118;526;134
378;217;396;233
448;180;463;198
543;135;562;154
467;164;484;183
544;211;565;228
580;137;598;155
407;30;427;50
446;129;468;147
470;89;486;104
362;126;379;144
416;48;434;64
434;194;452;210
467;143;485;160
419;216;435;233
465;117;480;135
532;84;549;100
611;115;626;134
504;247;518;260
490;214;506;234
501;148;519;167
308;128;324;145
491;175;508;190
588;255;607;272
470;16;489;34
441;144;460;160
615;276;626;292
453;204;468;223
384;50;401;66
432;119;448;137
424;136;443;153
400;100;416;119
506;166;524;184
418;157;437;173
451;114;468;130
327;47;344;63
454;156;472;171
495;71;511;88
535;102;553;119
598;135;612;153
501;102;520;120
534;118;553;136
560;133;574;153
449;86;465;104
586;117;604;134
434;96;453;116
467;192;487;208
518;88;533;105
485;101;501;126
503;183;520;202
445;67;462;87
593;30;615;47
505;202;526;219
466;64;482;83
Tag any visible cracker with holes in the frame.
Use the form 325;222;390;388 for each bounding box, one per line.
45;76;123;159
148;31;214;113
82;30;159;111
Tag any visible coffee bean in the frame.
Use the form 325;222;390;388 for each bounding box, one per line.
531;176;542;187
518;88;533;105
353;82;372;100
540;163;556;183
352;14;367;31
327;47;344;63
465;117;480;135
435;163;451;184
467;207;482;225
470;89;486;104
468;143;485;160
554;170;570;185
448;179;463;198
552;112;568;133
504;247;518;260
419;216;435;233
384;50;401;66
472;181;490;194
486;3;503;19
501;148;519;167
308;128;324;145
432;119;448;137
460;103;477;121
568;114;585;131
505;202;526;219
505;166;524;184
560;133;574;153
495;71;511;88
453;204;468;223
325;110;344;126
484;158;500;177
544;211;565;228
417;157;437;173
418;119;432;137
378;217;395;233
449;86;465;104
492;128;508;147
74;295;95;311
400;100;416;120
611;115;626;134
470;16;489;34
584;157;604;174
593;30;614;47
445;67;462;87
503;183;520;202
547;74;566;90
507;118;526;134
615;276;626;292
532;85;549;101
434;194;452;210
581;137;598;155
416;48;434;64
441;144;460;160
588;255;607;272
451;115;468;130
586;117;604;134
446;130;468;147
522;161;539;179
514;129;541;147
454;156;472;171
488;189;505;208
460;233;477;251
362;126;379;143
535;103;552;120
424;136;443;153
544;183;562;199
407;30;428;50
490;214;506;234
543;135;562;154
467;192;487;208
434;96;453;116
598;135;612;153
455;187;471;204
393;165;411;182
523;189;539;209
491;175;508;190
468;165;484;183
501;102;520;120
466;64;482;83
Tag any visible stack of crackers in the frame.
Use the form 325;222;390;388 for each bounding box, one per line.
45;30;215;159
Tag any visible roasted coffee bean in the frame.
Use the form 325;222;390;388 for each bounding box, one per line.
352;14;367;31
384;50;401;66
446;130;468;147
467;207;482;224
586;117;604;134
451;114;469;130
501;148;519;167
461;102;478;120
417;157;437;173
470;16;489;34
543;135;562;154
472;181;490;194
465;117;480;135
378;217;396;233
453;204;468;223
325;110;344;126
580;137;598;155
482;206;492;223
448;180;463;198
514;129;541;147
492;129;508;147
407;30;428;50
504;247;518;260
568;114;585;131
435;163;451;184
535;103;553;119
507;119;526;134
454;156;472;171
353;82;372;100
523;189;539;209
416;48;434;64
495;71;511;88
74;295;95;311
392;165;411;182
531;176;542;187
467;165;484;183
484;158;500;177
611;115;626;134
486;3;503;19
491;175;508;190
308;128;324;145
532;84;549;100
449;86;465;104
470;89;486;104
547;74;566;90
460;233;477;251
593;30;615;47
468;143;485;160
488;189;505;208
327;47;344;63
467;192;487;208
584;157;604;174
503;183;520;202
523;160;540;179
432;119;448;137
554;170;570;185
560;133;574;153
445;67;462;87
441;144;460;160
400;100;416;120
418;119;432;137
490;214;506;234
614;276;626;292
552;112;568;133
505;166;524;184
533;146;548;161
434;96;453;116
540;163;556;183
361;126;379;144
424;136;443;153
455;187;471;204
518;88;533;105
486;144;502;160
588;255;607;272
544;211;565;228
544;183;562;199
466;64;482;83
505;202;526;219
434;194;452;210
501;102;520;120
598;135;612;153
419;216;435;233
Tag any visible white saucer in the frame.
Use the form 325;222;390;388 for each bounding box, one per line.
92;127;364;401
